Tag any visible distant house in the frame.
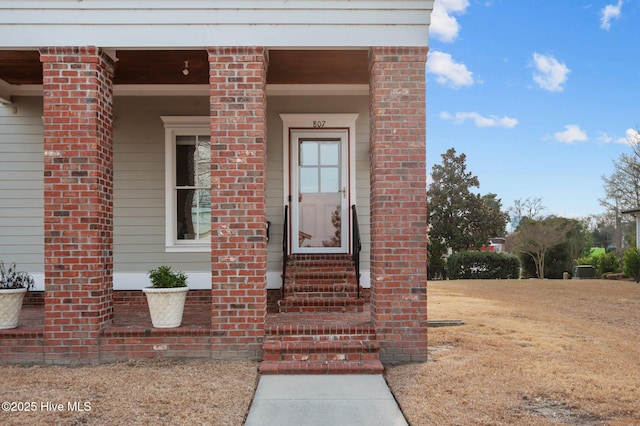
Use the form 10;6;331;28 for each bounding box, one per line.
0;1;432;368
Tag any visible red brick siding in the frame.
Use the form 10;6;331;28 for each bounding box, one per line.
40;47;115;362
113;290;212;305
368;46;429;363
0;328;45;363
208;47;268;360
99;331;212;361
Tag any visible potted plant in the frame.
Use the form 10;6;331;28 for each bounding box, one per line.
0;261;34;329
142;266;189;328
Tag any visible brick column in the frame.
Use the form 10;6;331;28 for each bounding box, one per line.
369;46;429;363
208;47;268;360
40;47;115;362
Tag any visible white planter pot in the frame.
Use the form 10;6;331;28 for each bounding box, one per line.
0;287;28;330
142;287;189;328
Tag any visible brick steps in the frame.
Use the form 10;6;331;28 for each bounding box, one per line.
260;320;383;374
261;254;380;374
279;297;364;313
259;360;384;375
285;271;354;282
281;254;361;314
284;282;358;299
265;323;376;341
263;340;380;361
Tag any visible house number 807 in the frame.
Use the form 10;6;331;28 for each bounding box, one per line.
312;121;326;128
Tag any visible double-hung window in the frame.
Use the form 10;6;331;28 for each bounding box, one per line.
161;116;210;252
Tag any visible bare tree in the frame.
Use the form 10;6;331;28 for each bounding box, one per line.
509;197;545;229
601;128;640;211
508;217;572;278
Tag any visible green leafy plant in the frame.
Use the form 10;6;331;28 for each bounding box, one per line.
623;248;640;279
147;266;187;288
446;251;520;280
0;261;34;290
595;252;622;276
576;252;621;277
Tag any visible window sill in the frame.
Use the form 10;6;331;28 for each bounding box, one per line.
165;245;211;253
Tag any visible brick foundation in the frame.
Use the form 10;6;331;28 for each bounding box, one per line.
208;47;268;360
113;290;212;306
369;46;429;363
1;296;213;363
40;47;115;363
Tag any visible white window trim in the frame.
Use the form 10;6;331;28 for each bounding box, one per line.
161;116;210;252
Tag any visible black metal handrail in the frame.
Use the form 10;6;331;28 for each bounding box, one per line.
351;205;361;299
282;205;289;299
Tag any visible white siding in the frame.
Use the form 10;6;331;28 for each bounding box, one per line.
115;95;371;289
0;95;371;289
112;96;210;272
0;98;43;273
0;1;431;48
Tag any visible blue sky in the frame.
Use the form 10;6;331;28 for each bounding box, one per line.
426;0;640;219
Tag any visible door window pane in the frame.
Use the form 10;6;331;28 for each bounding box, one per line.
320;142;339;166
320;167;339;193
300;168;318;193
300;141;318;166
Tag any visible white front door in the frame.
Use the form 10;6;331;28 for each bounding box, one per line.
290;130;349;253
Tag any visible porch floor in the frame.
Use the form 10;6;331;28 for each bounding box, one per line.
265;307;371;329
11;303;214;332
12;303;372;332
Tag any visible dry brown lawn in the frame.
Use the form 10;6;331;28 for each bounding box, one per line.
1;279;639;425
0;360;257;425
386;279;640;426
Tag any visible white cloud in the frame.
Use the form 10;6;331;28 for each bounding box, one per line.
600;0;623;31
598;128;639;145
598;132;614;144
532;53;571;92
625;128;640;144
427;51;474;88
554;125;588;143
439;111;518;128
430;0;470;43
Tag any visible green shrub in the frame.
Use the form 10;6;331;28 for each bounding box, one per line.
576;252;622;277
148;266;188;288
623;248;640;278
575;255;595;267
446;251;520;280
577;252;621;277
594;252;621;277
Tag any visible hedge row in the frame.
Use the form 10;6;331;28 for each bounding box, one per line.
446;251;521;280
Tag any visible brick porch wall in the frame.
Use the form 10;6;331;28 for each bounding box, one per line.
369;46;429;363
208;47;268;360
40;47;115;363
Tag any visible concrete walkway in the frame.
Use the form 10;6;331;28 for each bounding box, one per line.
244;375;408;426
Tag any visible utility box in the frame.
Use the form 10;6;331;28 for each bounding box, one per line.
573;265;595;279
